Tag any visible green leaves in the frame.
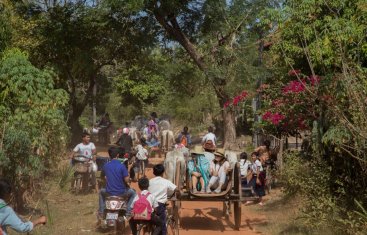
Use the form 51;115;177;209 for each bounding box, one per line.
0;48;68;208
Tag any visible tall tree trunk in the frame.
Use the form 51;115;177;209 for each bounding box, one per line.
68;76;95;146
219;97;237;147
153;11;238;146
68;112;84;146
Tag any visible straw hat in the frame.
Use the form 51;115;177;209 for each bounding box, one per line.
214;148;226;158
191;145;204;155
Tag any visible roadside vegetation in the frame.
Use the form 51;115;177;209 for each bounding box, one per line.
0;0;366;234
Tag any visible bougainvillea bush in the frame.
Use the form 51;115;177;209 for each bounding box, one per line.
256;70;327;136
259;0;367;233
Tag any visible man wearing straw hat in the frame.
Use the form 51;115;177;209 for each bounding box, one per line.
207;148;230;194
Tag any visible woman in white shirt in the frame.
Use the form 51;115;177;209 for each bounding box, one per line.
207;148;230;194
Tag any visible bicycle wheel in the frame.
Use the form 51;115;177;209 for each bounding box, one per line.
167;202;179;235
166;216;179;235
115;219;125;235
75;176;82;194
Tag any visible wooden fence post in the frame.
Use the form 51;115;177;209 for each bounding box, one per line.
278;136;284;173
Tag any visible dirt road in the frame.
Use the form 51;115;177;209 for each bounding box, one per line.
9;150;293;235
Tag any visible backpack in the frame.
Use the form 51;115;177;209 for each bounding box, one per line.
136;146;148;160
203;140;215;151
133;192;152;220
180;135;187;147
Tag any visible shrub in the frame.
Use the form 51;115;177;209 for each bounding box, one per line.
282;151;367;234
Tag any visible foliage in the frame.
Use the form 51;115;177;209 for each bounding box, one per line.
57;165;74;191
8;0;158;143
114;51;168;109
105;0;276;143
0;48;68;209
282;151;367;234
264;0;367;233
0;1;12;53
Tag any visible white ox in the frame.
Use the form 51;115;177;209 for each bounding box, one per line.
164;148;187;186
225;150;240;168
160;129;175;152
129;127;141;142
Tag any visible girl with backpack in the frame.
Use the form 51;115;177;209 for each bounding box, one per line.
129;178;162;235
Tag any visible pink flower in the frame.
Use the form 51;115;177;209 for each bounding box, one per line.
270;113;285;125
233;96;241;106
223;101;230;108
288;69;301;76
282;80;306;94
262;111;272;121
263;111;285;125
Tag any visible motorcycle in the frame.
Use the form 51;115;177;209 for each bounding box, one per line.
100;195;127;234
71;155;92;193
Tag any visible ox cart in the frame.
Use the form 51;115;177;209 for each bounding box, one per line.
168;156;243;231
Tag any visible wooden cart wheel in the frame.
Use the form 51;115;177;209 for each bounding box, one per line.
167;199;180;235
234;201;241;230
233;162;242;230
233;163;241;194
185;162;191;194
173;200;180;235
75;176;82;194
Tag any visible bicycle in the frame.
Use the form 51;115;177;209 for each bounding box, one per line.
136;158;146;180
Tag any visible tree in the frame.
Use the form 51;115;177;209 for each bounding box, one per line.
0;48;68;209
106;0;274;145
0;1;13;53
259;0;367;232
10;1;157;143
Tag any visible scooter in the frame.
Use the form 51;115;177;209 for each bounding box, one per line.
101;196;127;234
72;155;91;194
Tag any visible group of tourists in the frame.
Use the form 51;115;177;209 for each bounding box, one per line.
188;126;274;205
239;140;273;206
186;126;230;194
0;117;275;234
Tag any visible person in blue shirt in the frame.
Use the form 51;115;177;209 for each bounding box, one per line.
0;179;47;235
98;147;136;220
